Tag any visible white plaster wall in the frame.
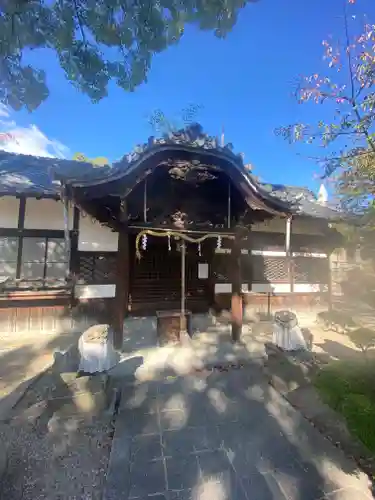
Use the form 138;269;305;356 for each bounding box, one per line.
251;283;291;293
216;249;327;258
215;283;232;293
24;198;73;230
249;283;323;293
78;214;119;252
74;284;116;299
214;283;325;294
214;283;252;293
0;197;19;228
293;284;328;293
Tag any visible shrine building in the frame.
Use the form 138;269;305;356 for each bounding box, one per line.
0;124;343;346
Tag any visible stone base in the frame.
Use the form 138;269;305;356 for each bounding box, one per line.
156;310;193;345
79;325;120;373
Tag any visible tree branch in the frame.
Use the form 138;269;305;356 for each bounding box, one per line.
72;0;87;46
343;1;355;102
352;104;375;152
297;86;352;103
308;148;375;164
341;5;375;153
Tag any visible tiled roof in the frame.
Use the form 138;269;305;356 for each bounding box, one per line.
259;183;341;220
0;151;112;196
0;150;342;220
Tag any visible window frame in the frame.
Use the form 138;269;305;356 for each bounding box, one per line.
19;234;69;287
0;196;80;293
0;229;72;290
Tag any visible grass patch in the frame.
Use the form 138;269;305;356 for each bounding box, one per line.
314;361;375;453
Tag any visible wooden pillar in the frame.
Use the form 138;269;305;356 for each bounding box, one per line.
113;201;130;350
207;243;216;310
327;251;333;312
15;196;26;280
285;216;293;293
231;228;243;343
69;206;80;307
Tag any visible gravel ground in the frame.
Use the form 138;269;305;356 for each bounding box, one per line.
0;370;113;500
0;418;112;500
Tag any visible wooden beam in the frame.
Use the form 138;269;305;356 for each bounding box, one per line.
230;227;243;342
113;201;129;350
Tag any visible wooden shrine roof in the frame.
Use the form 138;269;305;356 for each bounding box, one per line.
0;123;344;221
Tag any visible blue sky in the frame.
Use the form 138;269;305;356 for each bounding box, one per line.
1;0;375;194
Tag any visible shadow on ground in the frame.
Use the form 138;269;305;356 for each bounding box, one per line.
0;330;113;500
104;358;374;500
0;328;84;421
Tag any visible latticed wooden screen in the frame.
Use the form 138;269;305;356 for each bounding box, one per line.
77;253;117;284
252;255;289;283
293;257;327;284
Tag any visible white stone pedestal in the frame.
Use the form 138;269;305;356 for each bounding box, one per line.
272;323;307;351
272;311;307;352
78;324;120;373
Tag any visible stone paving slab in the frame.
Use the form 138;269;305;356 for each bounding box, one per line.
111;331;266;383
103;363;375;500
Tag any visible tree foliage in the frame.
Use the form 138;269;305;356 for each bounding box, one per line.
0;0;255;111
276;3;375;217
73;152;109;166
147;103;203;135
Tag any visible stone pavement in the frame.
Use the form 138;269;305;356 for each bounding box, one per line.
112;315;267;382
117;309;375;381
104;363;374;500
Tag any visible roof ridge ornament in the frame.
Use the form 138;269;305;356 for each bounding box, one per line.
317;183;328;205
114;123;245;171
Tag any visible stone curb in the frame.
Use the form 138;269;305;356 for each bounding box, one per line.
264;347;375;479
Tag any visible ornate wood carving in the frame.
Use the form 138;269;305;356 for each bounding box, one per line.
115;123;244;172
127;164;248;230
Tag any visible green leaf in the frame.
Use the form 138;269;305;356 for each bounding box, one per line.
0;0;254;111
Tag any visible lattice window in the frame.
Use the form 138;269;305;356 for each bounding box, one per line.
252;255;288;282
293;257;327;284
0;236;68;289
78;253;117;284
21;237;68;285
0;237;18;279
